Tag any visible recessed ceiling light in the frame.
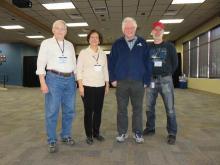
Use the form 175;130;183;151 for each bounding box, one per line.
26;35;45;39
66;22;88;27
164;31;170;34
42;2;75;10
159;19;184;24
172;0;206;4
0;25;24;30
146;39;154;42
78;34;87;37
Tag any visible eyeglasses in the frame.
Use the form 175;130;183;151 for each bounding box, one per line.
54;27;66;32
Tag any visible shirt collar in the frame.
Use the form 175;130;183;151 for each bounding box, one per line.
88;46;101;54
124;36;137;42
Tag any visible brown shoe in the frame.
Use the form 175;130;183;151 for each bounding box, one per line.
167;135;176;145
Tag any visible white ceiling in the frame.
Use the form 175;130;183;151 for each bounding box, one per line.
0;0;220;46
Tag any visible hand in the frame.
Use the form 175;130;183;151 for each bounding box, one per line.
105;86;109;95
79;86;84;97
111;81;117;87
40;83;49;94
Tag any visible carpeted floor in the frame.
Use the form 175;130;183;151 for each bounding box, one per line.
0;86;220;165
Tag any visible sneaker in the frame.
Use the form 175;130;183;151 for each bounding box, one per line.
116;134;128;142
61;137;75;146
48;142;57;153
133;133;144;143
143;128;155;136
86;137;93;145
167;135;176;145
93;135;105;142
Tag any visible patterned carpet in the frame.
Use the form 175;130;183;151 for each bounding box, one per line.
0;86;220;165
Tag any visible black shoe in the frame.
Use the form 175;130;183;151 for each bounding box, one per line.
48;142;57;153
61;137;75;146
86;137;93;145
93;135;105;141
167;135;176;145
143;128;155;136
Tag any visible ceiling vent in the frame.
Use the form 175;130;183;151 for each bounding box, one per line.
93;7;107;13
69;14;82;20
17;31;25;35
82;28;90;33
164;10;178;16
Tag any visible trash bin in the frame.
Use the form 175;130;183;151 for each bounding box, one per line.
179;81;187;89
179;74;187;89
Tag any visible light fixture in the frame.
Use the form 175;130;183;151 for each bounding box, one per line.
26;35;45;39
164;31;170;35
42;2;75;10
0;25;24;30
159;19;184;24
66;22;88;27
78;34;87;37
172;0;206;4
104;50;111;54
146;39;154;42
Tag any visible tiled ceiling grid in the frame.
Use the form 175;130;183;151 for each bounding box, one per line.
0;0;220;46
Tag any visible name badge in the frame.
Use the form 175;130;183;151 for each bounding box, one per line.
94;64;102;72
150;82;155;88
154;61;162;67
58;56;67;64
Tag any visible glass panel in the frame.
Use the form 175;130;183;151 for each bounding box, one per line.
211;26;220;41
210;39;220;78
190;47;197;77
199;44;208;78
183;42;189;76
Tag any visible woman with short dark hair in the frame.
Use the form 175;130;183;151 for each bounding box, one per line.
77;30;109;145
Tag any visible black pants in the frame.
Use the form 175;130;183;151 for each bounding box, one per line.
82;86;105;138
116;80;144;135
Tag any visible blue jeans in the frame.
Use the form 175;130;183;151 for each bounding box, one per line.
45;72;76;143
146;75;177;135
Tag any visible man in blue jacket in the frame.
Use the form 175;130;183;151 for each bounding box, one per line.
108;17;151;143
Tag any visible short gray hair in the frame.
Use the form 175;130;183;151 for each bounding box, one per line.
121;17;137;32
52;20;67;30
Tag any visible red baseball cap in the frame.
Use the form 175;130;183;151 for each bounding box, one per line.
152;21;165;30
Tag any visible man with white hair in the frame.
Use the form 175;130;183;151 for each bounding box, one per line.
36;20;77;152
108;17;151;143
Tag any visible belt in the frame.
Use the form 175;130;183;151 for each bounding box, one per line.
47;70;74;77
153;74;170;79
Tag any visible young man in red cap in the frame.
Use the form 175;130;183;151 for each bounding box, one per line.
143;21;178;145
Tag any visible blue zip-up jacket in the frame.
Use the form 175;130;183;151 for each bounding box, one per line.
108;36;152;85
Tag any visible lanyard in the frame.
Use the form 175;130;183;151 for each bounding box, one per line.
56;39;64;56
92;53;99;64
152;43;162;58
